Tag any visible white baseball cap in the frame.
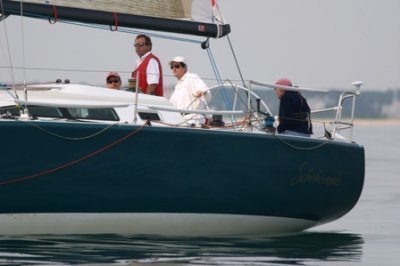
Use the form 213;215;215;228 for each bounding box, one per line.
169;56;188;65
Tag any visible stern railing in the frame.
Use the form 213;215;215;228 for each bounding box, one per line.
248;80;363;142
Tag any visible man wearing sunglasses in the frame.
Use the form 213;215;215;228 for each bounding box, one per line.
131;34;163;96
169;56;210;125
106;72;122;90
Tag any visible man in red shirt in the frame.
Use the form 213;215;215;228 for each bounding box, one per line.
131;34;163;96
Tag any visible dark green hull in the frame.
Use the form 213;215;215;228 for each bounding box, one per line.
0;120;365;234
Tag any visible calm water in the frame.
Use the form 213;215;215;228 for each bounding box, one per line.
0;123;399;266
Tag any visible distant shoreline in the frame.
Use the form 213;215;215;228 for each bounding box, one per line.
313;118;400;126
353;119;400;126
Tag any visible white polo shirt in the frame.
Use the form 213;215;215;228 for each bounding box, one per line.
169;72;209;110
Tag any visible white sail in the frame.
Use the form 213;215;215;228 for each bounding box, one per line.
14;0;219;23
4;0;229;37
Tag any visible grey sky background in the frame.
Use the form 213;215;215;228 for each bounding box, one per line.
1;0;400;91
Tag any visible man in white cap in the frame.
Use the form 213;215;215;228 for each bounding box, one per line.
169;56;210;124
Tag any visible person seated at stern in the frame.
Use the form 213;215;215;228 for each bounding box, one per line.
274;78;313;137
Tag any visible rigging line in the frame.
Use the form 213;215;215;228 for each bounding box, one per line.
0;9;204;45
206;46;238;125
71;21;203;44
19;0;27;86
223;79;257;110
0;0;19;100
50;19;204;45
118;27;203;45
206;53;257;125
0;85;19;100
19;120;119;141
222;79;265;128
0;65;131;74
206;48;223;83
207;52;240;127
226;35;246;89
225;34;260;127
213;2;226;25
206;47;230;109
0;65;212;83
0;121;149;186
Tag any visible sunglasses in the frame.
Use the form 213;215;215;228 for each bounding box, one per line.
107;79;120;84
134;42;146;48
170;64;182;69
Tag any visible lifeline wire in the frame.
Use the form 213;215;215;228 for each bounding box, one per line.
19;0;27;87
0;121;148;186
20;120;119;141
273;134;329;151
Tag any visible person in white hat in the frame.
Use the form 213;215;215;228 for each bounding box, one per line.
169;56;210;125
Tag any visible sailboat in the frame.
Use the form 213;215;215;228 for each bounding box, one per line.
0;0;364;236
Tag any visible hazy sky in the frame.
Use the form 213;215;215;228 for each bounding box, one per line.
1;0;400;91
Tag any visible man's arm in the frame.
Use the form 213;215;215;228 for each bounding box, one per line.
145;84;157;95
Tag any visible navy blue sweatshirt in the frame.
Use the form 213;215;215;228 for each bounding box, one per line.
277;91;313;134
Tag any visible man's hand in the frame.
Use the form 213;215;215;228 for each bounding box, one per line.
194;90;205;97
146;84;157;95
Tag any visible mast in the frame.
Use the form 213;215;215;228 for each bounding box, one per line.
1;0;230;38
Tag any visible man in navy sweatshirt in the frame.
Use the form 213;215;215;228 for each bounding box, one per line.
274;78;313;137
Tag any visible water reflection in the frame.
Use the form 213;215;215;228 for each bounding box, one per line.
0;232;363;265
